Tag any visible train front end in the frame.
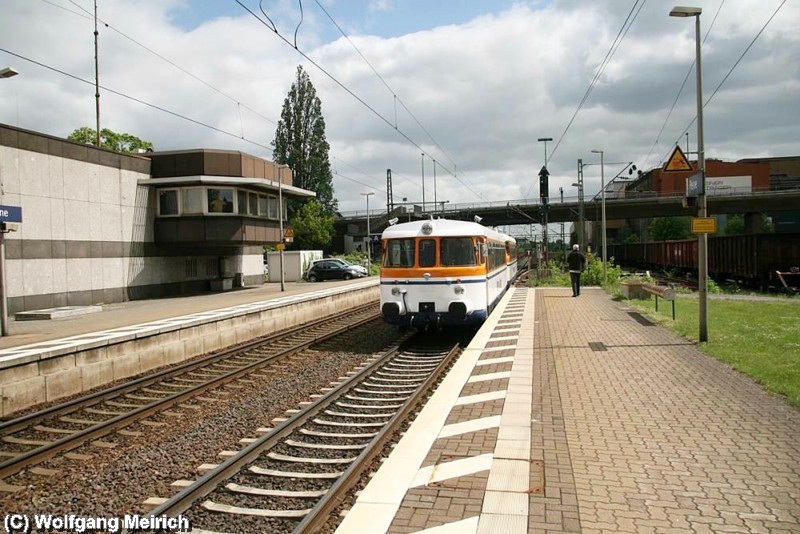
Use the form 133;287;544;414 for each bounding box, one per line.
380;219;489;327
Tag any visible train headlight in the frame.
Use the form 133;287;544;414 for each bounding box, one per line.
391;287;402;296
454;285;465;295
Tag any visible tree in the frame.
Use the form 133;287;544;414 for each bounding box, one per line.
272;66;337;215
68;127;153;153
290;200;335;250
647;216;691;241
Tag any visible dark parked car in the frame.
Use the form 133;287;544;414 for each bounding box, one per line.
305;259;367;282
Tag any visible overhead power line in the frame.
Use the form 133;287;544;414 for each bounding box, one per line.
238;0;487;202
0;47;274;151
32;0;387;194
658;0;787;166
643;0;724;169
547;0;646;163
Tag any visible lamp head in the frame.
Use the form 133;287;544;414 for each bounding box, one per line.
591;149;603;154
670;6;702;17
0;67;19;79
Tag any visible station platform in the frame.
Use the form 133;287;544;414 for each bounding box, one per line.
337;287;800;534
0;278;378;417
0;279;372;351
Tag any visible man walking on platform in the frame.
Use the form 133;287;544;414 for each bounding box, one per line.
567;244;586;297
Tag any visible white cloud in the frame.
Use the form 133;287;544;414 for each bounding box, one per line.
0;0;797;215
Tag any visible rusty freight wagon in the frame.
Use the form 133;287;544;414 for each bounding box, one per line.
608;233;800;289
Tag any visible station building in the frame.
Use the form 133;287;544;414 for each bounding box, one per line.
0;123;314;313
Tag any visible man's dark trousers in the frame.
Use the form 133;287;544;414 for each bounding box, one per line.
570;272;581;296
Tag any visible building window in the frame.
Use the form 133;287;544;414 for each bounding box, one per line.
249;192;259;215
258;195;268;217
268;195;279;219
237;190;248;215
181;188;203;215
158;189;179;216
207;188;234;213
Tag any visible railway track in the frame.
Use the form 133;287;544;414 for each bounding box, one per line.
0;303;380;481
144;338;461;534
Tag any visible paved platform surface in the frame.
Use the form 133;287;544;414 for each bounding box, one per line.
0;279;368;351
337;287;800;533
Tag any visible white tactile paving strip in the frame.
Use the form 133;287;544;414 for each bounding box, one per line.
0;280;376;369
335;288;535;534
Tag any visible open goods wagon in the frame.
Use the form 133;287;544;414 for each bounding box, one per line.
608;233;800;288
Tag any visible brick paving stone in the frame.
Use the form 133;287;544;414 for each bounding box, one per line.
538;287;800;534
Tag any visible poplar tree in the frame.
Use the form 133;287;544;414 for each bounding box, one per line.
272;66;337;215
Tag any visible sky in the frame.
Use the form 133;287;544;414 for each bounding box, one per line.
1;0;798;218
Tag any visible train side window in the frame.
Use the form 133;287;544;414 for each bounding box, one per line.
441;237;476;266
385;238;415;268
419;239;436;268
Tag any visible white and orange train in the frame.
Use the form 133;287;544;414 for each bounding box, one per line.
380;218;517;327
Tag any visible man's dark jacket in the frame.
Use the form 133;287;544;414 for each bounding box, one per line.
567;250;585;271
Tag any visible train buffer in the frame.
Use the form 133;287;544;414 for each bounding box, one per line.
775;268;800;294
642;283;677;320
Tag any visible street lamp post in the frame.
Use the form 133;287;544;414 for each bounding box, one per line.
670;5;708;342
591;149;607;283
361;192;374;274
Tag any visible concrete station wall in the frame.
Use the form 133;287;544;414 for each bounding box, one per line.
0;284;378;417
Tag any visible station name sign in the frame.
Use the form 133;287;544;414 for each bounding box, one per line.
0;205;22;223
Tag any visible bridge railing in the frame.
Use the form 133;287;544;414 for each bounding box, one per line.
337;183;800;220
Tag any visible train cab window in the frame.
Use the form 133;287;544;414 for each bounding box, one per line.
419;239;436;268
385;239;415;268
441;237;476;266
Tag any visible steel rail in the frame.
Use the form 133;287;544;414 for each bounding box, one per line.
141;342;408;521
0;305;380;480
293;343;461;533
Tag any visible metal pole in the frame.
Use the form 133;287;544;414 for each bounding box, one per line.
421;153;425;212
695;13;708;342
94;0;101;147
433;159;437;214
600;151;607;283
0;231;7;336
577;159;585;251
278;169;285;292
361;192;374;274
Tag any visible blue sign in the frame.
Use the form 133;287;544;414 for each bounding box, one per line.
0;205;22;223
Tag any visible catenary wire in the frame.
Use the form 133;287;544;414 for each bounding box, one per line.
547;0;645;163
658;0;787;166
642;0;724;169
0;48;275;151
238;0;487;202
35;0;387;199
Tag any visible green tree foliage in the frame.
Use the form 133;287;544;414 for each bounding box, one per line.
725;215;746;235
647;216;691;241
272;66;337;215
725;214;774;235
68;127;153;153
289;200;335;250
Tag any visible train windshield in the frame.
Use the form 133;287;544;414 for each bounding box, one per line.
441;237;476;266
384;238;415;267
419;239;436;267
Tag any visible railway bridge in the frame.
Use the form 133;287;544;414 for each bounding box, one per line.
336;187;800;240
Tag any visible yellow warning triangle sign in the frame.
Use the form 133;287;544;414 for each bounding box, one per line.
663;145;693;172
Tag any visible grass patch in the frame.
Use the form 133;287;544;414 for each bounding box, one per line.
628;295;800;408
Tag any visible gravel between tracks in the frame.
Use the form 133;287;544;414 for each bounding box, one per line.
0;319;402;522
